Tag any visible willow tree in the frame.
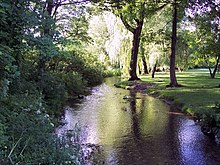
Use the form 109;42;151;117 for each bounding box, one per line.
120;2;144;80
93;0;167;80
118;1;169;80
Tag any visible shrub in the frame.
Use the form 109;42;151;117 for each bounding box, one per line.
82;67;103;86
37;73;66;115
50;50;104;87
56;72;88;96
0;94;84;164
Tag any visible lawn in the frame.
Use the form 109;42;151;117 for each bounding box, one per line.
116;69;220;125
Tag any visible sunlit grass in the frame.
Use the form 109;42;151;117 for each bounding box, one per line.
116;70;220;121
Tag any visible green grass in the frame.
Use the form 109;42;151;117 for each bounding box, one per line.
116;70;220;124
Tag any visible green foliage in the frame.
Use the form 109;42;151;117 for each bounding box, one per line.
57;4;91;43
103;68;121;77
0;1;102;163
110;0;165;27
0;94;85;164
7;72;66;116
57;72;87;96
0;46;18;78
33;36;59;59
50;47;104;86
83;66;104;86
37;73;66;115
185;1;220;74
0;0;107;164
0;42;19;99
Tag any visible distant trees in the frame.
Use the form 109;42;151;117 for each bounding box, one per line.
92;0;198;86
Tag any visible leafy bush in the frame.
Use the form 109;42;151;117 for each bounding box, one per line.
56;71;87;96
37;73;66;115
0;94;84;164
50;49;104;87
81;67;103;86
8;72;66;116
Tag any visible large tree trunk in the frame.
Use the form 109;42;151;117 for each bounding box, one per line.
169;1;179;87
129;20;143;81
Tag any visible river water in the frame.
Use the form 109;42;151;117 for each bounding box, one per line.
57;77;220;165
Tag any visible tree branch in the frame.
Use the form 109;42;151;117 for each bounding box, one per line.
54;0;90;6
119;13;135;33
52;0;62;18
155;3;168;12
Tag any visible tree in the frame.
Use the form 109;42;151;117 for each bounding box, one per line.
115;1;145;80
169;0;179;87
139;39;149;74
27;0;90;77
0;0;33;96
187;0;220;78
0;1;105;163
167;0;188;87
138;6;171;76
93;0;167;80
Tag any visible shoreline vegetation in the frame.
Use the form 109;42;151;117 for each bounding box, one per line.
114;70;220;137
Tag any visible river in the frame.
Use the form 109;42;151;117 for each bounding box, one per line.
57;77;220;165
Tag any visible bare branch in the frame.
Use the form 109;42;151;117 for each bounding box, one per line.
52;0;62;18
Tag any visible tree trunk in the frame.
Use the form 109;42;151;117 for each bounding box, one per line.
129;20;143;81
152;61;157;78
142;56;149;74
138;64;141;75
169;1;179;87
209;54;220;79
140;41;148;74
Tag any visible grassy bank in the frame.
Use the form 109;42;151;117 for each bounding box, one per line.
116;70;220;126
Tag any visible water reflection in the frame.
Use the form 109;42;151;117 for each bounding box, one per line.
129;90;141;139
57;77;220;165
177;117;220;165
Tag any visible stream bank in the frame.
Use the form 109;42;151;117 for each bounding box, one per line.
114;79;220;142
57;77;220;164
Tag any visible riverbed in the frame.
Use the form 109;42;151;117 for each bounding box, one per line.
57;77;220;165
